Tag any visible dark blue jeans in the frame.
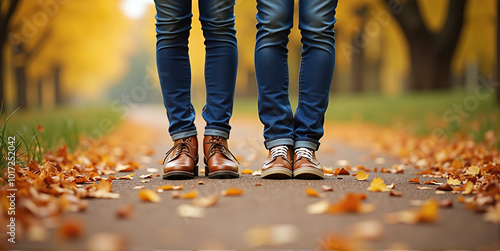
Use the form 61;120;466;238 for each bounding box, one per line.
255;0;338;150
155;0;237;140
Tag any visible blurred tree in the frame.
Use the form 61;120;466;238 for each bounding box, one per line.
350;5;369;93
386;0;467;90
0;0;20;109
497;0;499;103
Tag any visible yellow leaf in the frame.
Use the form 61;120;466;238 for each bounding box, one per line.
241;169;253;174
181;190;198;199
355;171;369;181
306;199;330;214
368;178;389;192
484;203;500;224
138;189;161;203
305;187;320;197
222;187;243;196
446;177;461;186
465;166;480;176
462;181;474;195
418;199;439;222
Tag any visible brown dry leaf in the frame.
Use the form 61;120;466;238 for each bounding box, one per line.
138;189;161;203
306;187;321;197
389;190;403;197
409;177;420;184
417;186;433;190
349;220;384;241
439;199;453;208
368;177;389;192
328;193;372;214
241;169;253;174
338;168;350;175
322;185;334;192
243;224;300;247
139;173;153;179
87;233;127;251
446;177;461;186
255;183;262;186
115;164;134;172
198;180;204;185
465;165;480;176
193;194;219;207
436;183;453;191
117;173;134;180
59;218;84;240
116;203;134;219
171;191;180;199
176;204;206;218
386;183;395;189
181;190;198;199
306;199;330;215
222;187;244;196
380;167;391;173
424;180;442;185
484;203;500;224
355;171;369;181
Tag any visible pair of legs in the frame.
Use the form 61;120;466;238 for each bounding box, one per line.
256;0;338;179
155;0;239;179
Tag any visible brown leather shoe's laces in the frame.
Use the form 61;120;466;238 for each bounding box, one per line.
204;136;240;164
162;138;196;165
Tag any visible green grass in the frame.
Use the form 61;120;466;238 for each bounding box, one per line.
233;91;499;144
0;105;122;172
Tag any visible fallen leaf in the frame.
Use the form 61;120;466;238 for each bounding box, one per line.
386;183;395;189
385;199;439;224
436;183;453;191
117;173;134;180
409;177;420;184
368;177;389;192
328;193;373;214
176;204;206;218
28;225;48;242
484;203;500;224
171;191;180;199
423;180;442;185
255;183;262;186
338;168;350;175
380;167;391;173
146;168;158;173
349;220;384;241
374;157;385;165
139;173;153;179
389;190;403;197
222;187;243;196
193;194;219;207
156;185;183;191
87;233;127;251
241;169;253;174
355;171;369;181
132;186;144;190
138;189;161;203
322;166;334;174
462;181;474;195
446;177;461;186
181;190;198;199
306;187;321;197
307;199;330;214
115;164;134;172
198;181;204;185
116;204;134;219
465;165;480;176
435;191;446;195
59;218;84;240
337;160;349;167
417;186;432;190
439;199;453;208
37;124;45;132
252;169;262;176
243;224;300;247
322;185;334;192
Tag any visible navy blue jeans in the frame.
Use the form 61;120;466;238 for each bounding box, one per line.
155;0;237;140
255;0;338;150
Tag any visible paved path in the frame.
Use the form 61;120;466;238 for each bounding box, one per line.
16;106;500;250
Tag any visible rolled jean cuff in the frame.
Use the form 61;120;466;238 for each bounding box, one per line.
171;129;198;141
264;137;294;150
204;127;230;139
294;139;320;151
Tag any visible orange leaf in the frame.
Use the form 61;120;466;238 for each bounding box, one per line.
409;177;420;184
306;187;321;197
241;169;253;174
117;173;134;180
222;187;243;196
37;124;44;132
338;168;350;175
355;171;369;181
138;189;161;203
322;166;334;174
181;190;198;199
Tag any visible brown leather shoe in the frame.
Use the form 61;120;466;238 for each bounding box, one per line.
262;145;293;179
162;136;198;179
293;147;324;179
203;135;239;179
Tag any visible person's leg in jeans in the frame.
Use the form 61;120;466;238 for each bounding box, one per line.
199;0;240;179
293;0;338;179
155;0;199;180
255;0;295;179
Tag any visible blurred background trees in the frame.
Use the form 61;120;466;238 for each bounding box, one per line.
0;0;498;111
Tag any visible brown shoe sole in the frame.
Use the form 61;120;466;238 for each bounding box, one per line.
162;166;198;180
294;166;324;179
262;167;292;179
205;166;239;179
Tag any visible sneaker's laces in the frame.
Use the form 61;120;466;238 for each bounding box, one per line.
162;138;195;165
295;147;314;161
270;145;288;160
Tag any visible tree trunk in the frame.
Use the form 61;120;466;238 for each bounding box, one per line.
14;65;28;109
350;30;365;93
408;41;453;90
37;78;43;107
0;50;4;109
496;0;500;103
54;65;63;105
